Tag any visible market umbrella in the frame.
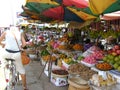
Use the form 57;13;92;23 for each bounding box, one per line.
101;11;120;20
23;0;97;22
25;0;88;13
20;7;40;20
89;0;120;15
21;6;56;22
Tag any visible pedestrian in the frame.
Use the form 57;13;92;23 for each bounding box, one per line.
0;25;29;90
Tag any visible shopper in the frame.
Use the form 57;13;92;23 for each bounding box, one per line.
0;26;28;90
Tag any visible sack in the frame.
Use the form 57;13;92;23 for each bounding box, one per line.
21;51;30;65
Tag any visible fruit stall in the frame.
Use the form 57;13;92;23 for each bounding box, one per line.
38;31;120;90
24;23;120;89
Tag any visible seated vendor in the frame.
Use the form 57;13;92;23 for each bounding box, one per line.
84;38;93;51
97;41;104;50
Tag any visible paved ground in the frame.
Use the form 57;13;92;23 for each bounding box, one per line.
0;59;68;90
16;60;68;90
0;45;68;90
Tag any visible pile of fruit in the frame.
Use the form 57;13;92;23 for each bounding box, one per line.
77;55;84;61
59;54;67;59
83;50;104;64
95;62;113;71
103;45;120;71
42;55;57;61
107;45;120;56
41;49;57;61
72;44;83;51
58;45;67;50
63;57;77;65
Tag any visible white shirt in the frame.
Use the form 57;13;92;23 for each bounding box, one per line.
4;29;21;51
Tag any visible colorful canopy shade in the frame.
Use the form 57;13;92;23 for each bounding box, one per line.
54;0;88;8
21;6;56;22
101;11;120;20
42;6;96;22
23;0;97;22
89;0;120;15
25;0;89;13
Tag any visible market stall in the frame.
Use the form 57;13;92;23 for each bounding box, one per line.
32;28;120;90
20;0;120;88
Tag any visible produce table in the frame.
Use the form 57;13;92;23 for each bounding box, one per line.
67;63;120;90
58;49;82;56
39;47;120;90
91;84;120;90
38;49;54;81
90;67;120;90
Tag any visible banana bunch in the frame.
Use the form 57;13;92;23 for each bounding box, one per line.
89;30;99;39
89;30;119;39
59;54;67;59
63;57;72;64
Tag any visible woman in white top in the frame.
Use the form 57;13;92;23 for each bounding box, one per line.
0;26;28;90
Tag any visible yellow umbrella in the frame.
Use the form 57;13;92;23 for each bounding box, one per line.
89;0;119;15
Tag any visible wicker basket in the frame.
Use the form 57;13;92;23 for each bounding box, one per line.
68;77;90;90
68;85;90;90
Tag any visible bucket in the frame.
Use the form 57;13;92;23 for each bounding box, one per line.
51;69;68;86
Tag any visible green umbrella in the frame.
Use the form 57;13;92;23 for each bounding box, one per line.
89;0;120;15
22;0;97;22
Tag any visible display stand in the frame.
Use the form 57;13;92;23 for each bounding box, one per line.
48;51;53;82
38;60;48;79
38;49;53;82
35;46;42;65
36;44;47;65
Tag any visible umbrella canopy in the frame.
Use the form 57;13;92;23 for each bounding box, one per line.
89;0;120;15
23;0;97;22
21;6;55;22
101;11;120;20
25;0;88;13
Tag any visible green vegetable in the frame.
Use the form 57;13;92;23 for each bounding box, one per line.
78;56;84;61
67;60;78;65
41;49;50;56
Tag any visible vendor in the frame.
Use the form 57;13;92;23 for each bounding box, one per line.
20;26;29;42
97;41;104;50
84;38;93;51
105;36;117;50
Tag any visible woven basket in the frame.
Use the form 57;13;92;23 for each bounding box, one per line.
68;77;90;89
68;85;90;90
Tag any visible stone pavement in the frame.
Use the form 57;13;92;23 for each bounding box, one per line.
15;60;68;90
0;46;68;90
